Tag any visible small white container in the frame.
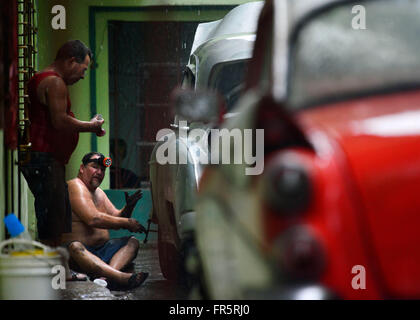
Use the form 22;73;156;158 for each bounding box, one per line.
93;278;108;287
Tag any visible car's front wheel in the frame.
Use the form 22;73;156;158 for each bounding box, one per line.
157;200;183;282
157;225;182;282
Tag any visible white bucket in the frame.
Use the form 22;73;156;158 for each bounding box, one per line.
0;239;62;300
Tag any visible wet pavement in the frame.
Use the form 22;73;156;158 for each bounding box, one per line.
61;240;189;300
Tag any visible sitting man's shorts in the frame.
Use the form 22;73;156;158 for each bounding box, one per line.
21;152;72;240
84;237;132;264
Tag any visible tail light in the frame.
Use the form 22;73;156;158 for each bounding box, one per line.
263;162;312;216
275;226;326;281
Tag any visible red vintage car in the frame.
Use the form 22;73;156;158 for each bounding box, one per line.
192;0;420;299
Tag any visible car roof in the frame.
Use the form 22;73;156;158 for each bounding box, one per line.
186;1;264;88
192;34;256;88
189;1;264;55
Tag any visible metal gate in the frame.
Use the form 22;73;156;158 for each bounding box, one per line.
16;0;37;221
17;0;37;166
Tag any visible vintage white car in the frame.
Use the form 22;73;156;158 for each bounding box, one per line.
148;1;264;282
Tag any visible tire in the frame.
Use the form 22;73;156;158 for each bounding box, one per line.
157;202;182;282
158;228;182;281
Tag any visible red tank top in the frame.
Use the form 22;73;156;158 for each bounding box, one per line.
27;71;79;165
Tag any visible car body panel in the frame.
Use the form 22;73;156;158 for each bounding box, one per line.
298;90;420;297
196;90;274;299
150;126;210;240
195;0;420;299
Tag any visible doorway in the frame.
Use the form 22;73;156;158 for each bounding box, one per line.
108;20;199;189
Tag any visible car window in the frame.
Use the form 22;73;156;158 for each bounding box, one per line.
288;0;420;110
208;59;249;111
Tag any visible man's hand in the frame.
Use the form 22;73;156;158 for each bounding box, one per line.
121;189;143;218
96;128;106;137
90;114;105;136
127;218;147;233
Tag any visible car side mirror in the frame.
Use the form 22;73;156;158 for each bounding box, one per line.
170;87;224;125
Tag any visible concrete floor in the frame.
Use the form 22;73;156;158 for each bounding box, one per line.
60;241;189;300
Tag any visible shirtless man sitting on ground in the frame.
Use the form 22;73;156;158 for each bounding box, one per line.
61;151;148;289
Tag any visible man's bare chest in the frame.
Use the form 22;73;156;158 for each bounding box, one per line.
92;197;105;211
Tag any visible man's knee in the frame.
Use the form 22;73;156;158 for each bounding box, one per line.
127;236;140;252
68;241;86;255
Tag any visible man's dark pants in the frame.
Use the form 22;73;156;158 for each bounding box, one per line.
20;152;72;240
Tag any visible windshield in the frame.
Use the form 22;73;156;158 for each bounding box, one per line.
288;0;420;110
209;59;249;111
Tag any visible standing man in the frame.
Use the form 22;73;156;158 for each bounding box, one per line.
61;152;149;290
22;40;105;249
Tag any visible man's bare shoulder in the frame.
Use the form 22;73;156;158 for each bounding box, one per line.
37;72;67;104
67;178;88;193
68;177;82;186
68;178;105;199
95;187;107;196
40;74;66;92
